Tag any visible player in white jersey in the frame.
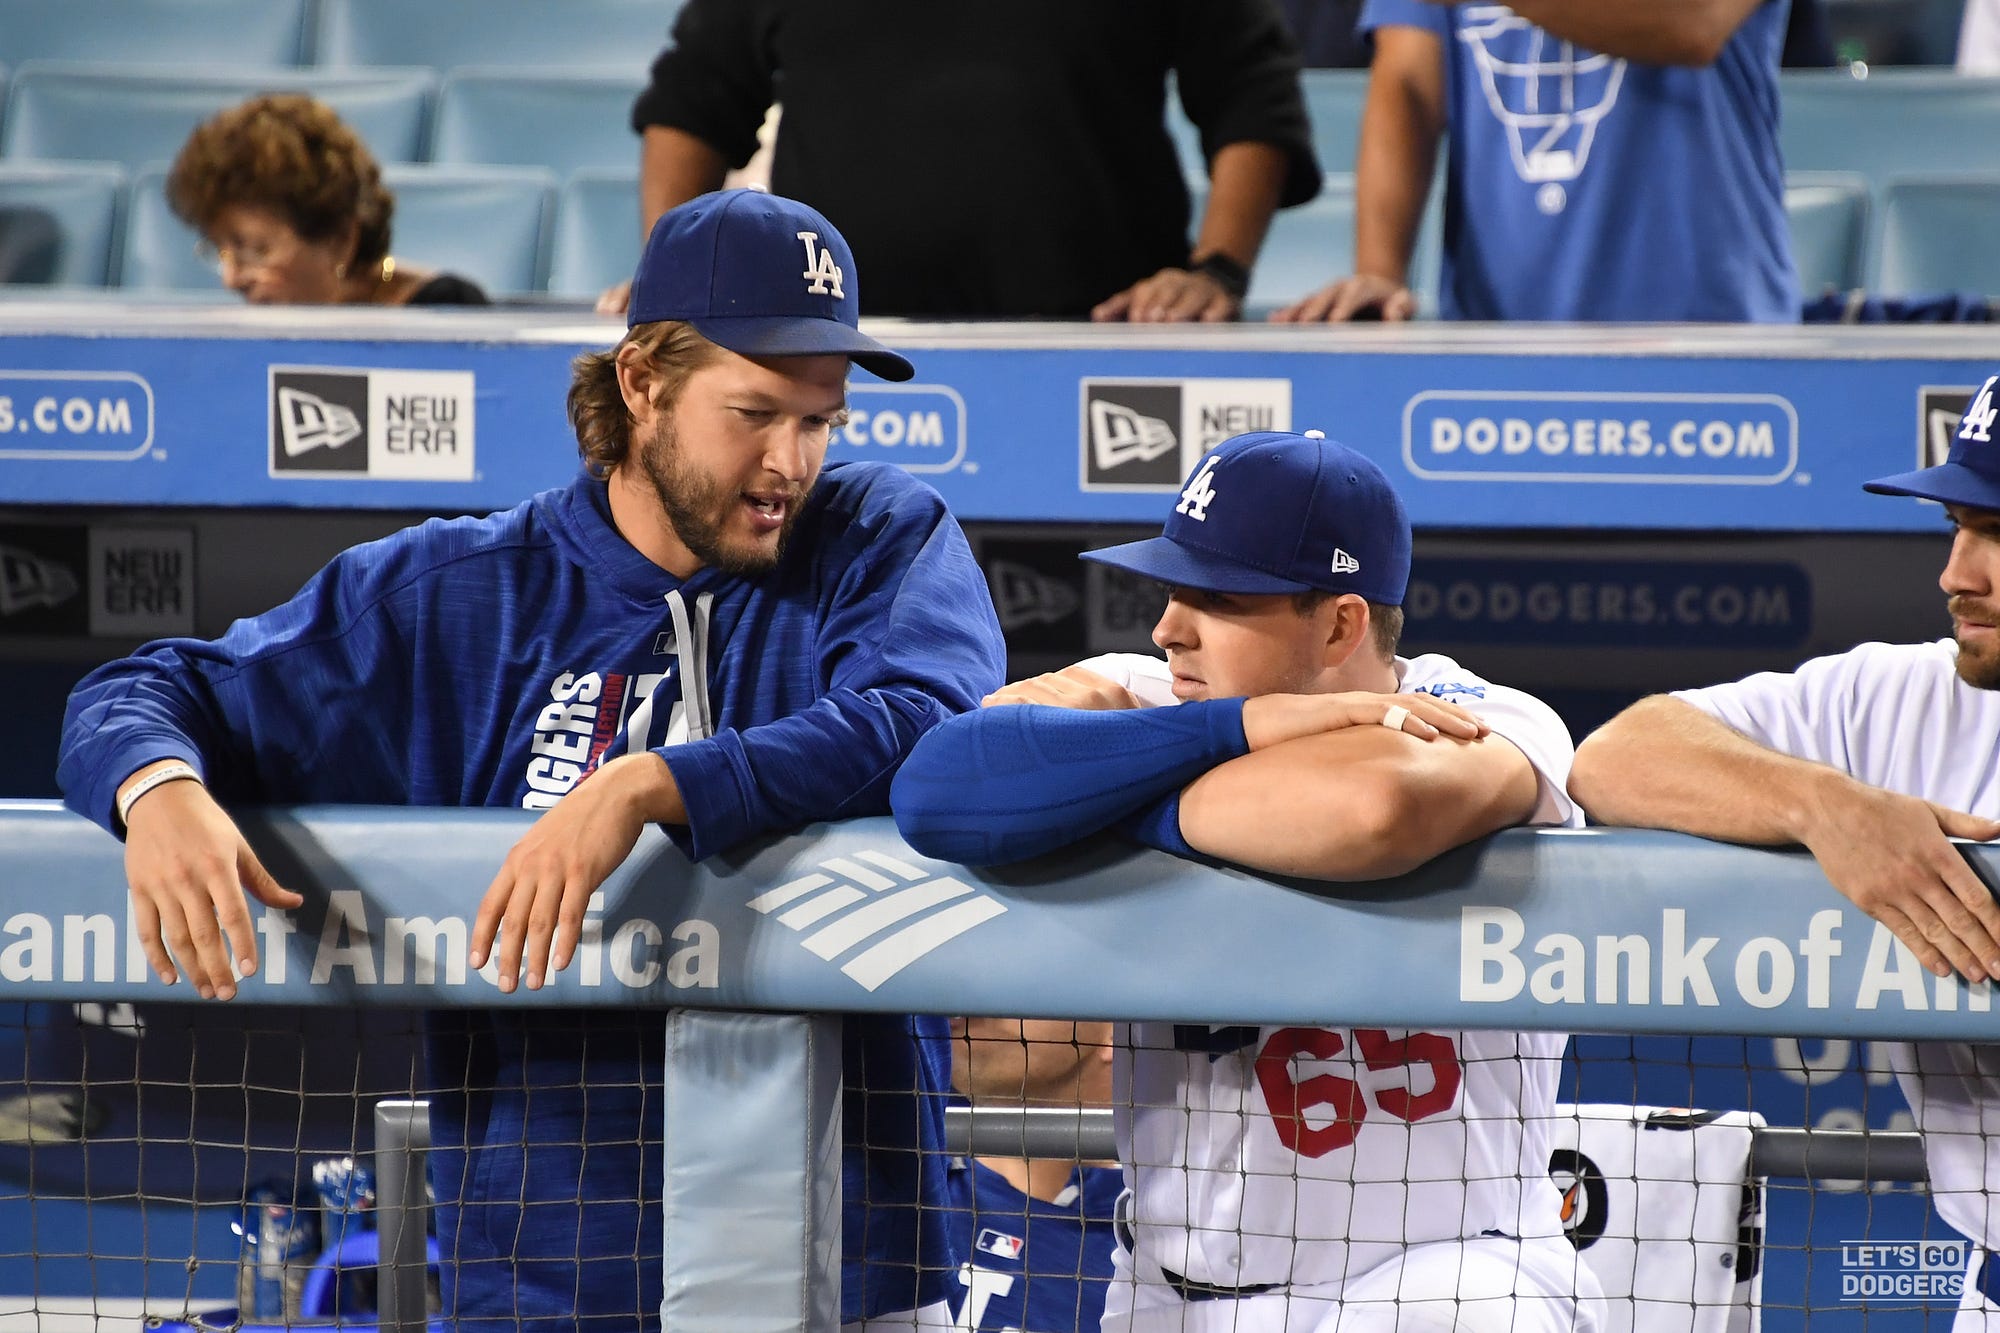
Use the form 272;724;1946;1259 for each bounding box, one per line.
1568;373;2000;1330
894;430;1604;1333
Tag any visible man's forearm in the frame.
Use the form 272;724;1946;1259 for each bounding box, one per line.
1191;141;1289;269
639;125;731;239
1178;729;1539;880
1353;49;1442;282
1492;0;1763;65
1569;695;1848;845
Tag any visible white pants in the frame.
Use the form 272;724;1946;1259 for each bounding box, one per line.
1102;1235;1605;1333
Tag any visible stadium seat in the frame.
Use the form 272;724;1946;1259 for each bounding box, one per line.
1244;174;1354;312
2;63;436;171
0;0;310;66
121;163;557;296
315;0;675;76
379;163;557;297
1874;175;2000;298
1780;70;2000;193
1168;69;1370;178
1189;172;1441;316
0;160;124;286
430;70;644;180
118;165;217;291
1784;171;1869;297
547;167;641;298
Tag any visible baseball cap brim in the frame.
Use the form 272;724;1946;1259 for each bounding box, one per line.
1080;535;1315;595
1863;460;2000;511
686;314;914;382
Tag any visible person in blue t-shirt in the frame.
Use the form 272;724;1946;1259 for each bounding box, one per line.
1273;0;1797;323
943;1017;1122;1333
57;189;1005;1332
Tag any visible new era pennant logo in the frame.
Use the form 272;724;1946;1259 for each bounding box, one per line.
1331;548;1360;575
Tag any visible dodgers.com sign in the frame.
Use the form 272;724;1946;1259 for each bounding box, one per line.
1403;391;1799;484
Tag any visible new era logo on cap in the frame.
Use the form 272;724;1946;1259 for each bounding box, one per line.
1331;549;1360;575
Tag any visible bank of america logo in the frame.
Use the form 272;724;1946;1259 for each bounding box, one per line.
276;386;363;456
746;849;1006;991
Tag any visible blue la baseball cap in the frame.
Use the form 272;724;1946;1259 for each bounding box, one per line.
1080;431;1412;605
1865;373;2000;510
626;188;914;382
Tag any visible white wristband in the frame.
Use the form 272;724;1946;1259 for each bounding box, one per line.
117;762;202;827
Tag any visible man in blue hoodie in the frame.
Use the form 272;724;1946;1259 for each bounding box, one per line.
58;189;1005;1331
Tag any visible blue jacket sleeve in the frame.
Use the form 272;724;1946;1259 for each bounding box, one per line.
56;547;416;835
657;479;1006;861
1359;0;1447;35
890;699;1249;865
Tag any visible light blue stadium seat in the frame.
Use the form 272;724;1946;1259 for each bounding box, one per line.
121;162;557;296
0;0;310;65
0;160;124;286
547;167;640;298
431;69;643;179
1169;69;1370;178
119;165;218;291
1874;176;2000;298
380;163;556;296
1784;171;1869;297
1189;172;1441;317
1245;174;1354;312
316;0;675;76
1781;71;2000;192
2;63;436;171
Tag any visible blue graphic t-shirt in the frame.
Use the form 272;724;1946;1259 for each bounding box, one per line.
1362;1;1796;322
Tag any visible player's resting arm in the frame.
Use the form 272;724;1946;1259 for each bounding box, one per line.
1176;723;1541;880
1570;693;2000;983
891;700;1253;865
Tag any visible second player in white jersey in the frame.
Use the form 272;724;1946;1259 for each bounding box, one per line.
1078;651;1588;1332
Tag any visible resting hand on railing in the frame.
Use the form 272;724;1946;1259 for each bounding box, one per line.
118;765;302;1002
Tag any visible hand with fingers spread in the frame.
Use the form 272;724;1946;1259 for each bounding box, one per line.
119;772;303;1001
1091;267;1242;324
470;753;682;993
1268;273;1416;324
1798;780;2000;983
983;667;1144;712
1240;690;1490;752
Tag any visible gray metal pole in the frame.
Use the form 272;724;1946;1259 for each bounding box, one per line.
373;1098;434;1333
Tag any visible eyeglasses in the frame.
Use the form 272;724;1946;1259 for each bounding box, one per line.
193;238;282;273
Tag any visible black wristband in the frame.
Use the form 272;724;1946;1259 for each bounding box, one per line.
1189;252;1250;301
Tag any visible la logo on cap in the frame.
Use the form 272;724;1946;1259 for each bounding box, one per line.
1961;376;1998;447
799;231;844;298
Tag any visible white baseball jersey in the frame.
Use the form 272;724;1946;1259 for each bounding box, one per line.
1074;651;1586;1318
1678;640;2000;1324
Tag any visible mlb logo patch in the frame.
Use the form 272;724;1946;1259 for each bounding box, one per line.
975;1228;1024;1261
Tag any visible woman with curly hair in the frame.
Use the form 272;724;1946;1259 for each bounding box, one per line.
168;93;489;306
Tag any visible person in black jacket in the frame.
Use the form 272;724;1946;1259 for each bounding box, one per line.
604;0;1321;321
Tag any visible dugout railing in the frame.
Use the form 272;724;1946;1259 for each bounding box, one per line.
3;803;1995;1330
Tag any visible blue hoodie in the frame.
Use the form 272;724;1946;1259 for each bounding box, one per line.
59;460;1005;1329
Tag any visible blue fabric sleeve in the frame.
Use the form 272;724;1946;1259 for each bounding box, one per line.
658;480;1006;861
1358;0;1447;35
1115;791;1200;860
56;542;417;835
890;698;1248;865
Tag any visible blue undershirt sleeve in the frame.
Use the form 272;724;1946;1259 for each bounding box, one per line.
1115;791;1200;860
890;699;1249;865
